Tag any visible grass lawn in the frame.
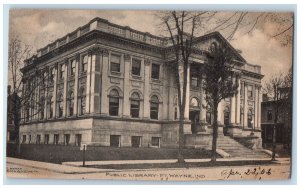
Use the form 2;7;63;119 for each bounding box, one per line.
7;143;220;164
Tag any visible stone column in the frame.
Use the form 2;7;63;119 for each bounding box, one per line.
52;66;58;118
73;54;80;115
143;58;151;119
217;99;224;125
199;76;206;125
63;60;68;117
254;85;259;129
236;75;241;125
257;86;262;130
123;54;131;118
230;76;236;126
184;63;190;120
85;52;92;114
243;83;248;128
100;49;109;115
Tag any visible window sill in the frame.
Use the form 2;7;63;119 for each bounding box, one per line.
151;78;161;83
131;75;142;80
111;71;122;76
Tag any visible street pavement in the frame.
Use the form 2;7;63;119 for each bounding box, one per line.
6;157;291;181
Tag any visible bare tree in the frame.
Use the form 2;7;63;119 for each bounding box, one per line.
202;12;294;46
202;43;238;162
264;73;288;161
159;11;203;163
8;36;45;154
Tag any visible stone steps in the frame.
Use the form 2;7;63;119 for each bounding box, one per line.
217;136;270;158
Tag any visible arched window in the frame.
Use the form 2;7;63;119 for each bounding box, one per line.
57;93;63;118
109;89;119;116
78;88;86;115
150;95;159;120
68;91;74;116
190;97;199;108
47;96;53;119
130;92;140;118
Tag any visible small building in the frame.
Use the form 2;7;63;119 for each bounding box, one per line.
261;88;292;149
19;17;264;148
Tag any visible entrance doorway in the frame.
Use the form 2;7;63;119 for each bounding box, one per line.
189;110;200;134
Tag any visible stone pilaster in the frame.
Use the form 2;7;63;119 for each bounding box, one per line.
63;59;68;117
52;66;58;118
143;58;150;119
85;52;92;114
73;54;80;115
90;48;102;115
100;49;109;115
123;54;131;117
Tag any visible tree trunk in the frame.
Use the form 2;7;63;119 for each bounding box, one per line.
177;110;185;164
211;100;219;162
271;123;277;161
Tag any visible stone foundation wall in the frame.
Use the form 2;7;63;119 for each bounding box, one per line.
19;118;93;145
92;119;162;147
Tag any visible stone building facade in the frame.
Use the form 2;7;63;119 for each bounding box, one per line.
19;17;263;148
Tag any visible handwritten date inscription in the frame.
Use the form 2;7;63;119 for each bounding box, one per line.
221;167;272;180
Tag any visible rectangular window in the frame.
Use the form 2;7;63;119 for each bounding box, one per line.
151;63;160;80
64;134;70;145
36;134;41;144
110;54;121;73
132;58;141;76
54;134;59;145
267;110;273;121
75;134;82;146
191;76;199;87
247;85;253;98
29;135;31;144
49;68;55;84
59;64;65;80
82;55;88;73
22;135;26;143
151;137;160;148
44;134;49;144
130;100;139;118
174;107;178;120
110;135;120;147
70;60;76;76
131;136;142;148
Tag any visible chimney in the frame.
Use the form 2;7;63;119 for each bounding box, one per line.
7;85;11;95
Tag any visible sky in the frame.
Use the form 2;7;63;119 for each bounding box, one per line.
9;9;294;85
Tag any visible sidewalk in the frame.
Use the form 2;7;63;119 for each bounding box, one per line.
7;157;290;174
63;157;290;167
